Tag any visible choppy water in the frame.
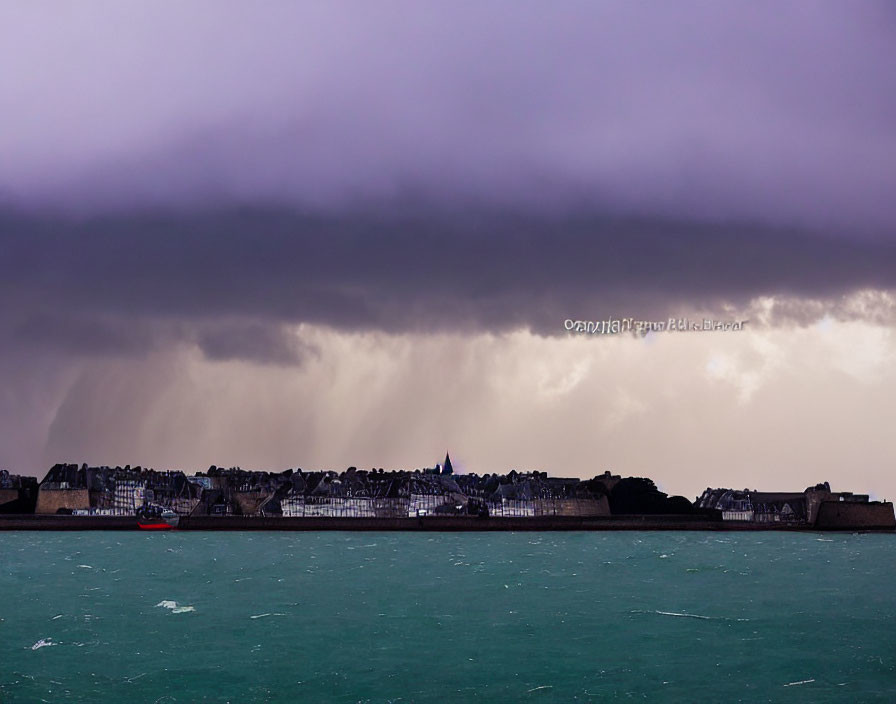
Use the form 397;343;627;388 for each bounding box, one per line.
1;531;894;703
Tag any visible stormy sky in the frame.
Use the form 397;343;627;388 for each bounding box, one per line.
1;2;895;498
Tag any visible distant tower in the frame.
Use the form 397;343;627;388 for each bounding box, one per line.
441;452;454;475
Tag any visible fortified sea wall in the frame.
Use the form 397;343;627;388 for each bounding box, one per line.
35;488;91;514
815;501;896;530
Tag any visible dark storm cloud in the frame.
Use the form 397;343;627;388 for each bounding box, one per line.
3;208;896;354
1;2;895;356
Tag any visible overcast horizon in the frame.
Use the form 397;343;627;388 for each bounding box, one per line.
2;2;895;500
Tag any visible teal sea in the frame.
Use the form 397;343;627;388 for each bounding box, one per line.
1;531;894;703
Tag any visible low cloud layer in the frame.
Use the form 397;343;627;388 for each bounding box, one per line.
3;209;896;362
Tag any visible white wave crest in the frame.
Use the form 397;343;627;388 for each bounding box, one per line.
654;610;711;620
156;600;195;613
783;679;815;687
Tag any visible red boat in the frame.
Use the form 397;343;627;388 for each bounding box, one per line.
137;520;175;530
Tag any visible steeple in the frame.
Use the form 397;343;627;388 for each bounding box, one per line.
442;452;454;475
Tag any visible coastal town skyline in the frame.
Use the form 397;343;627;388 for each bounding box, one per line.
6;460;892;532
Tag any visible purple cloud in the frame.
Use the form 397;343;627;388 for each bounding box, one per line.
0;2;894;233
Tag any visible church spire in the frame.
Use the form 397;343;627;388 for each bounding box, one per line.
442;452;453;475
